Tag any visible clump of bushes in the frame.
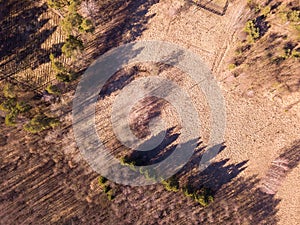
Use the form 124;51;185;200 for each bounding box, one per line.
244;20;260;43
24;114;60;133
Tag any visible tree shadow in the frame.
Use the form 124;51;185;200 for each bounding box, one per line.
260;139;300;194
0;1;57;81
87;0;159;61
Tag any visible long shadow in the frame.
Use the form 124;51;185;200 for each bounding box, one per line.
86;0;158;61
0;0;57;81
260;139;300;194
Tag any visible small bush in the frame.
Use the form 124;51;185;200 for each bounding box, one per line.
287;10;300;22
46;85;61;95
261;6;271;17
50;54;67;74
79;19;95;33
161;176;179;192
291;49;300;58
5;112;17;126
61;12;83;34
0;98;16;112
192;187;214;207
228;63;236;70
3;84;16;99
182;185;194;197
143;169;157;181
103;185;111;193
106;190;115;201
182;185;214;207
98;176;108;186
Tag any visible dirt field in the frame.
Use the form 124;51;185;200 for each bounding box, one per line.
0;0;299;224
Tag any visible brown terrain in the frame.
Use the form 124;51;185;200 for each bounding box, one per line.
0;0;299;224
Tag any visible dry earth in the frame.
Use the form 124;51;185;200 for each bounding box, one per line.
1;0;299;224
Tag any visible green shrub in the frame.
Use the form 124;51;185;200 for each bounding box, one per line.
0;98;16;112
182;185;194;197
182;185;214;207
244;20;260;43
46;85;61;95
47;0;68;9
261;6;271;17
287;10;300;22
161;176;179;192
103;185;111;193
3;84;16;99
5;112;17;126
61;12;83;34
291;49;300;58
228;63;236;70
16;101;31;112
192;187;214;207
24;114;60;133
79;19;95;33
106;190;115;201
143;169;157;181
98;176;108;186
50;54;67;74
62;35;84;58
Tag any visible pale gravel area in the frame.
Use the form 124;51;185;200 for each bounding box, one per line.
133;0;300;223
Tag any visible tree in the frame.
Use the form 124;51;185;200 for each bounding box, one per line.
62;35;84;58
49;53;75;82
47;0;68;9
79;19;95;33
24;114;60;133
61;12;83;34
